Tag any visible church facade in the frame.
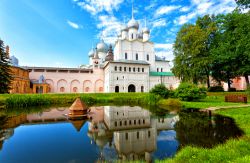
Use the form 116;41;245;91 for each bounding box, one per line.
10;15;179;93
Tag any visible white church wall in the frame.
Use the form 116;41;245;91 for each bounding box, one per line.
105;62;150;93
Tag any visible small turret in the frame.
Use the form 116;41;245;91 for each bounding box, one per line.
127;3;139;41
6;45;10;58
143;19;150;42
92;48;100;68
105;45;114;61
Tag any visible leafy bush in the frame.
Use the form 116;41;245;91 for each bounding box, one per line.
175;83;207;101
150;84;170;98
158;98;182;107
208;86;224;92
228;88;237;92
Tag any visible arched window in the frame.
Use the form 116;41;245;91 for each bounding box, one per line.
147;54;149;61
129;67;131;72
125;53;127;59
85;87;89;92
161;68;163;72
142;68;144;72
114;66;117;71
60;87;65;93
141;86;144;92
138;68;140;72
157;68;159;72
124;67;126;71
133;67;135;72
131;34;133;39
119;66;122;71
136;53;138;60
115;86;119;93
73;87;78;93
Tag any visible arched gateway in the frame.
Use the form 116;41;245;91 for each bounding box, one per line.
128;84;136;92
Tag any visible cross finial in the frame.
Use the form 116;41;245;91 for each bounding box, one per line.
132;0;134;19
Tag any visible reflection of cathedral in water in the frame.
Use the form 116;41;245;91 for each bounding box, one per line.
87;106;179;162
0;106;178;162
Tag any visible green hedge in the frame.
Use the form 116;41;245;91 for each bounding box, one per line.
1;93;161;109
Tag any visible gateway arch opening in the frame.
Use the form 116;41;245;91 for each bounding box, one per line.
128;84;136;92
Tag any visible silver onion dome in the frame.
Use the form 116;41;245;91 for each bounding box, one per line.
142;27;150;34
127;18;139;29
121;24;128;31
97;40;108;53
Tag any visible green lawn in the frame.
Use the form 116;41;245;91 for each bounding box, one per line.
181;96;246;109
158;107;250;163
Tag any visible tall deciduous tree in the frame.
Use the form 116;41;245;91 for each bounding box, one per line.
172;15;216;88
234;11;250;87
211;11;250;89
0;39;12;93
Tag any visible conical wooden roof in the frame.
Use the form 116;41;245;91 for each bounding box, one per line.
69;98;87;111
70;119;86;132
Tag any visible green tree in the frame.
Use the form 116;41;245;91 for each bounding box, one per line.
0;39;12;93
235;0;250;9
211;12;250;89
172;15;217;88
233;12;250;87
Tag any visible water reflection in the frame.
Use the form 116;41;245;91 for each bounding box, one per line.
175;109;244;148
87;106;178;162
0;106;244;163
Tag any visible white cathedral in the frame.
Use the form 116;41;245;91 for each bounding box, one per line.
24;13;179;93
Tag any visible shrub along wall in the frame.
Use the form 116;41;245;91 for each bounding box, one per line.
1;93;161;109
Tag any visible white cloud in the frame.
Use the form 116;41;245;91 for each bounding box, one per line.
75;0;124;15
152;19;168;28
155;43;174;61
67;20;81;29
155;5;181;17
155;43;173;50
180;6;191;12
97;15;122;44
196;2;214;14
174;12;196;25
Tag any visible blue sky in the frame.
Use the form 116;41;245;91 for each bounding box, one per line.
0;0;237;67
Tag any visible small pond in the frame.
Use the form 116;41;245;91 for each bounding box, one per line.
0;106;243;163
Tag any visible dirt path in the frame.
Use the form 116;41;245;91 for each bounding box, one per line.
201;104;250;112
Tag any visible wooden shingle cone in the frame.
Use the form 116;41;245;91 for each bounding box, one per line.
69;98;87;115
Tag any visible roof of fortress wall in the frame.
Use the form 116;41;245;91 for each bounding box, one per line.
149;72;175;76
22;66;93;71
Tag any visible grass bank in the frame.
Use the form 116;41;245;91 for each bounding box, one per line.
157;92;249;109
0;93;161;109
158;107;250;163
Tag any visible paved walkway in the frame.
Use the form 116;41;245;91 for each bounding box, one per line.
201;104;250;112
